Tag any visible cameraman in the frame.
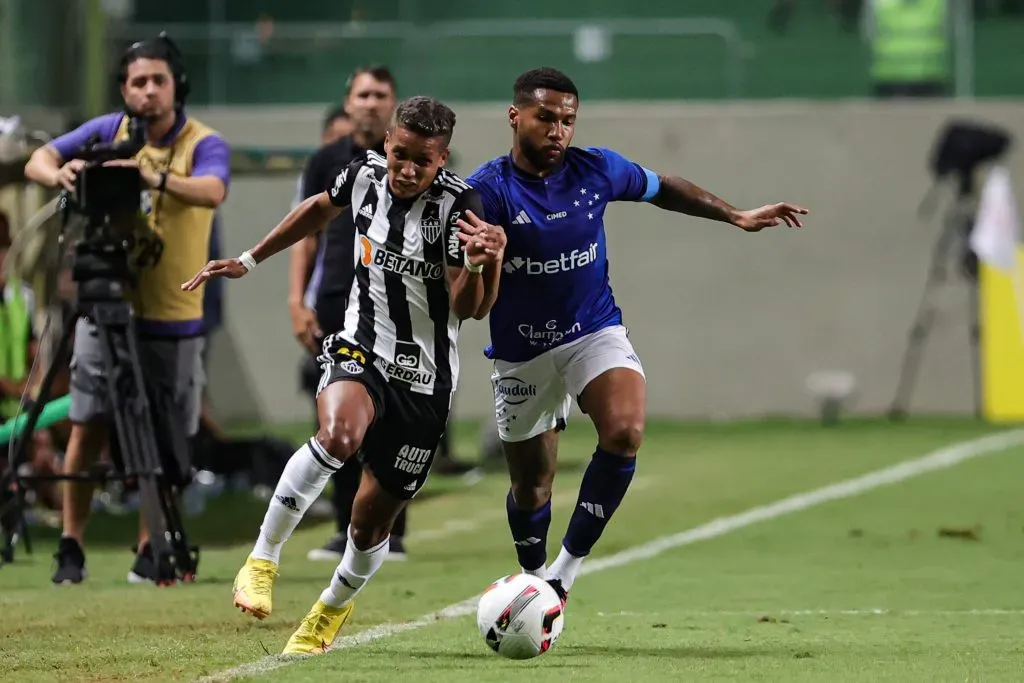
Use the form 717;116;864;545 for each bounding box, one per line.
24;36;230;585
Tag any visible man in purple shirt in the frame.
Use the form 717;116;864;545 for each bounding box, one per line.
24;35;231;586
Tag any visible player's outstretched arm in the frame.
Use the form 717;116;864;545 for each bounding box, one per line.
181;192;344;291
650;175;808;233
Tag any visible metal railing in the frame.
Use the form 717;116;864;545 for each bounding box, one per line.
116;17;756;104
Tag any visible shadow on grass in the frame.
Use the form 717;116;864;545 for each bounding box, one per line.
19;491;319;550
13;462;516;555
390;643;788;663
564;644;788;659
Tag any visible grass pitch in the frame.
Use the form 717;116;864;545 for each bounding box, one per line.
2;418;1023;682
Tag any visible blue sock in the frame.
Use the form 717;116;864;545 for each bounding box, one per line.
506;490;551;572
562;447;636;557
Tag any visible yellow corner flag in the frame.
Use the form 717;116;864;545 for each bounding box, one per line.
972;166;1024;421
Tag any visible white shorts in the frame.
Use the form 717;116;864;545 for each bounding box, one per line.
490;325;645;443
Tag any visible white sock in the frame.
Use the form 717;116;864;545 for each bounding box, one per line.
251;440;339;564
320;526;389;608
522;565;548;580
547;545;584;591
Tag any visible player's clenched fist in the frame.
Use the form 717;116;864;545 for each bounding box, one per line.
181;258;249;291
456;210;506;267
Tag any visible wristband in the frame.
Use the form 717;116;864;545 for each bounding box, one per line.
238;250;257;272
464;252;484;274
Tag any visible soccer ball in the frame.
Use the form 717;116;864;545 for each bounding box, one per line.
476;573;565;660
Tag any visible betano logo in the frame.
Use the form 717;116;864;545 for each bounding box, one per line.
360;236;445;280
503;242;598;275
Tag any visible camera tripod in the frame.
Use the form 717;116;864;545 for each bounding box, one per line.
888;184;983;421
887;120;1013;421
0;209;199;583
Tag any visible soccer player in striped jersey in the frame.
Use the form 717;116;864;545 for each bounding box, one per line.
467;67;808;607
182;96;506;653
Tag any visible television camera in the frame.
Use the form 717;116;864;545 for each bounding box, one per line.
0;114;200;583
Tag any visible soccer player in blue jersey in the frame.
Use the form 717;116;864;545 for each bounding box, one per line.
465;67;808;605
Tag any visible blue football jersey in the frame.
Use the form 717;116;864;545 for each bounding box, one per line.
467;147;660;362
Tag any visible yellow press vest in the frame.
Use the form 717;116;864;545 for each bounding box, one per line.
113;114;218;336
0;280;30;420
871;0;949;84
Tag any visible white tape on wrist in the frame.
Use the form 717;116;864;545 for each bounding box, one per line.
464;251;484;274
238;251;257;272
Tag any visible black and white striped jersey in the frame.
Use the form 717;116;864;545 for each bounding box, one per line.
325;150;483;397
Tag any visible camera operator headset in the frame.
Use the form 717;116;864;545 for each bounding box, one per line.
23;33;231;585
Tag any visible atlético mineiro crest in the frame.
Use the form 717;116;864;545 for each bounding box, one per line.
420;217;443;243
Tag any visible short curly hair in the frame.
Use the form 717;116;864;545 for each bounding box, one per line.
393;96;457;146
513;67;578;105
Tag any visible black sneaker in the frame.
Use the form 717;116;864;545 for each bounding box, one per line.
127;543;158;584
547;578;569;609
51;537;87;585
386;535;407;562
306;533;346;561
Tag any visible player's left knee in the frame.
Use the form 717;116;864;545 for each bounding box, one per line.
599;418;644;456
349;520;390;551
510;482;553;510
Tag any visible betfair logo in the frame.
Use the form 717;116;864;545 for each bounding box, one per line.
502;242;599;275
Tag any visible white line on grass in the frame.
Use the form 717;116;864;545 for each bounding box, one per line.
406;479;652;543
197;428;1024;683
597;608;1024;618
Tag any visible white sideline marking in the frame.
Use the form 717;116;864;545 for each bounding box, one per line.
197;429;1024;683
598;608;1024;618
408;490;578;543
408;479;651;543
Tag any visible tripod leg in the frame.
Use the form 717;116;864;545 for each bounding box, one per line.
3;305;77;494
156;483;198;581
122;324;199;581
889;284;940;420
1;304;78;564
889;216;960;420
91;312;180;584
18;486;32;554
95;310;200;582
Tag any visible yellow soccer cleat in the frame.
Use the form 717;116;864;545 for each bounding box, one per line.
282;599;355;655
232;556;278;620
